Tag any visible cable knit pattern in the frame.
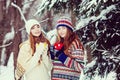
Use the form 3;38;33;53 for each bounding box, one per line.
15;40;53;80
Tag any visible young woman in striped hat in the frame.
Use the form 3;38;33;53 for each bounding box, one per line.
50;17;85;80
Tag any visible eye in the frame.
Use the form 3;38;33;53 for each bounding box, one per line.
57;27;61;30
36;25;40;28
31;26;35;29
31;24;40;29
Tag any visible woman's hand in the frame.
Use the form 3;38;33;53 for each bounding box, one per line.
35;43;45;55
53;42;64;57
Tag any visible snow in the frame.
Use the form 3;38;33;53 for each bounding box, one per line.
46;29;57;45
49;0;57;10
0;53;14;80
87;0;97;9
0;26;15;79
1;26;15;65
90;71;116;80
80;61;117;80
1;48;6;65
22;0;34;14
11;2;27;23
76;5;116;29
0;0;119;80
3;27;15;44
34;0;49;16
6;0;11;11
34;0;69;16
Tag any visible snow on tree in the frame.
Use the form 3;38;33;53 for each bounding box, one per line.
0;0;26;80
0;26;15;65
35;0;120;80
0;0;119;80
75;0;120;80
46;29;57;45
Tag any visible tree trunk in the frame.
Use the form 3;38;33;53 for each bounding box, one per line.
0;0;23;68
46;10;52;31
11;0;23;68
70;0;76;28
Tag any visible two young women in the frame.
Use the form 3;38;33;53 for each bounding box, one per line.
15;17;84;80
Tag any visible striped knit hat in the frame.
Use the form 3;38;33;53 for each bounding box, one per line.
56;17;74;31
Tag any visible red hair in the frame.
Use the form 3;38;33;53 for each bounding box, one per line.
29;32;50;55
57;28;84;55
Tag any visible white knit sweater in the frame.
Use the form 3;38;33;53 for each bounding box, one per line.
15;40;53;80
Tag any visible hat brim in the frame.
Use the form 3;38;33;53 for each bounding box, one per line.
56;24;73;31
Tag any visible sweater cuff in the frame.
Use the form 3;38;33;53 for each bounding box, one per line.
58;51;67;63
50;51;55;60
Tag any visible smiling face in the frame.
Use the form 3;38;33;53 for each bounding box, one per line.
57;26;68;38
30;24;41;37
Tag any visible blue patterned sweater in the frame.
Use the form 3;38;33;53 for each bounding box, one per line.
51;39;84;80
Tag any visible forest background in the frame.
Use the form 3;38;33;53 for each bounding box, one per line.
0;0;120;80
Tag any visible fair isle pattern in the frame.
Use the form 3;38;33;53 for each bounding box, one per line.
56;19;74;31
53;73;79;80
70;39;84;63
63;39;84;72
70;40;84;59
52;39;84;80
52;78;68;80
52;60;80;80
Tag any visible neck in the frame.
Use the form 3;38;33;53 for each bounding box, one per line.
34;36;40;44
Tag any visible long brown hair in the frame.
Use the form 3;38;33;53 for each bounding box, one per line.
29;32;50;55
57;28;84;56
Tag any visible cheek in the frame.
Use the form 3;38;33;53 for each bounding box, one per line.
30;30;37;36
58;30;61;34
64;30;68;37
31;30;34;34
38;28;41;32
63;32;67;37
63;29;67;34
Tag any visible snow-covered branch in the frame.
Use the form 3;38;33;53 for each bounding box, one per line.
11;2;26;23
76;4;116;29
40;18;50;23
0;42;12;48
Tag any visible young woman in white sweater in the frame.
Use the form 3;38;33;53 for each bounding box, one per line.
15;19;53;80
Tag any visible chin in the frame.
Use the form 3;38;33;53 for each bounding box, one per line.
61;36;65;38
34;34;40;37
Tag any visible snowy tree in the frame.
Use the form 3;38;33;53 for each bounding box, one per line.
35;0;120;80
0;0;120;80
0;0;24;80
0;0;23;66
75;0;120;80
34;0;81;15
34;0;82;27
